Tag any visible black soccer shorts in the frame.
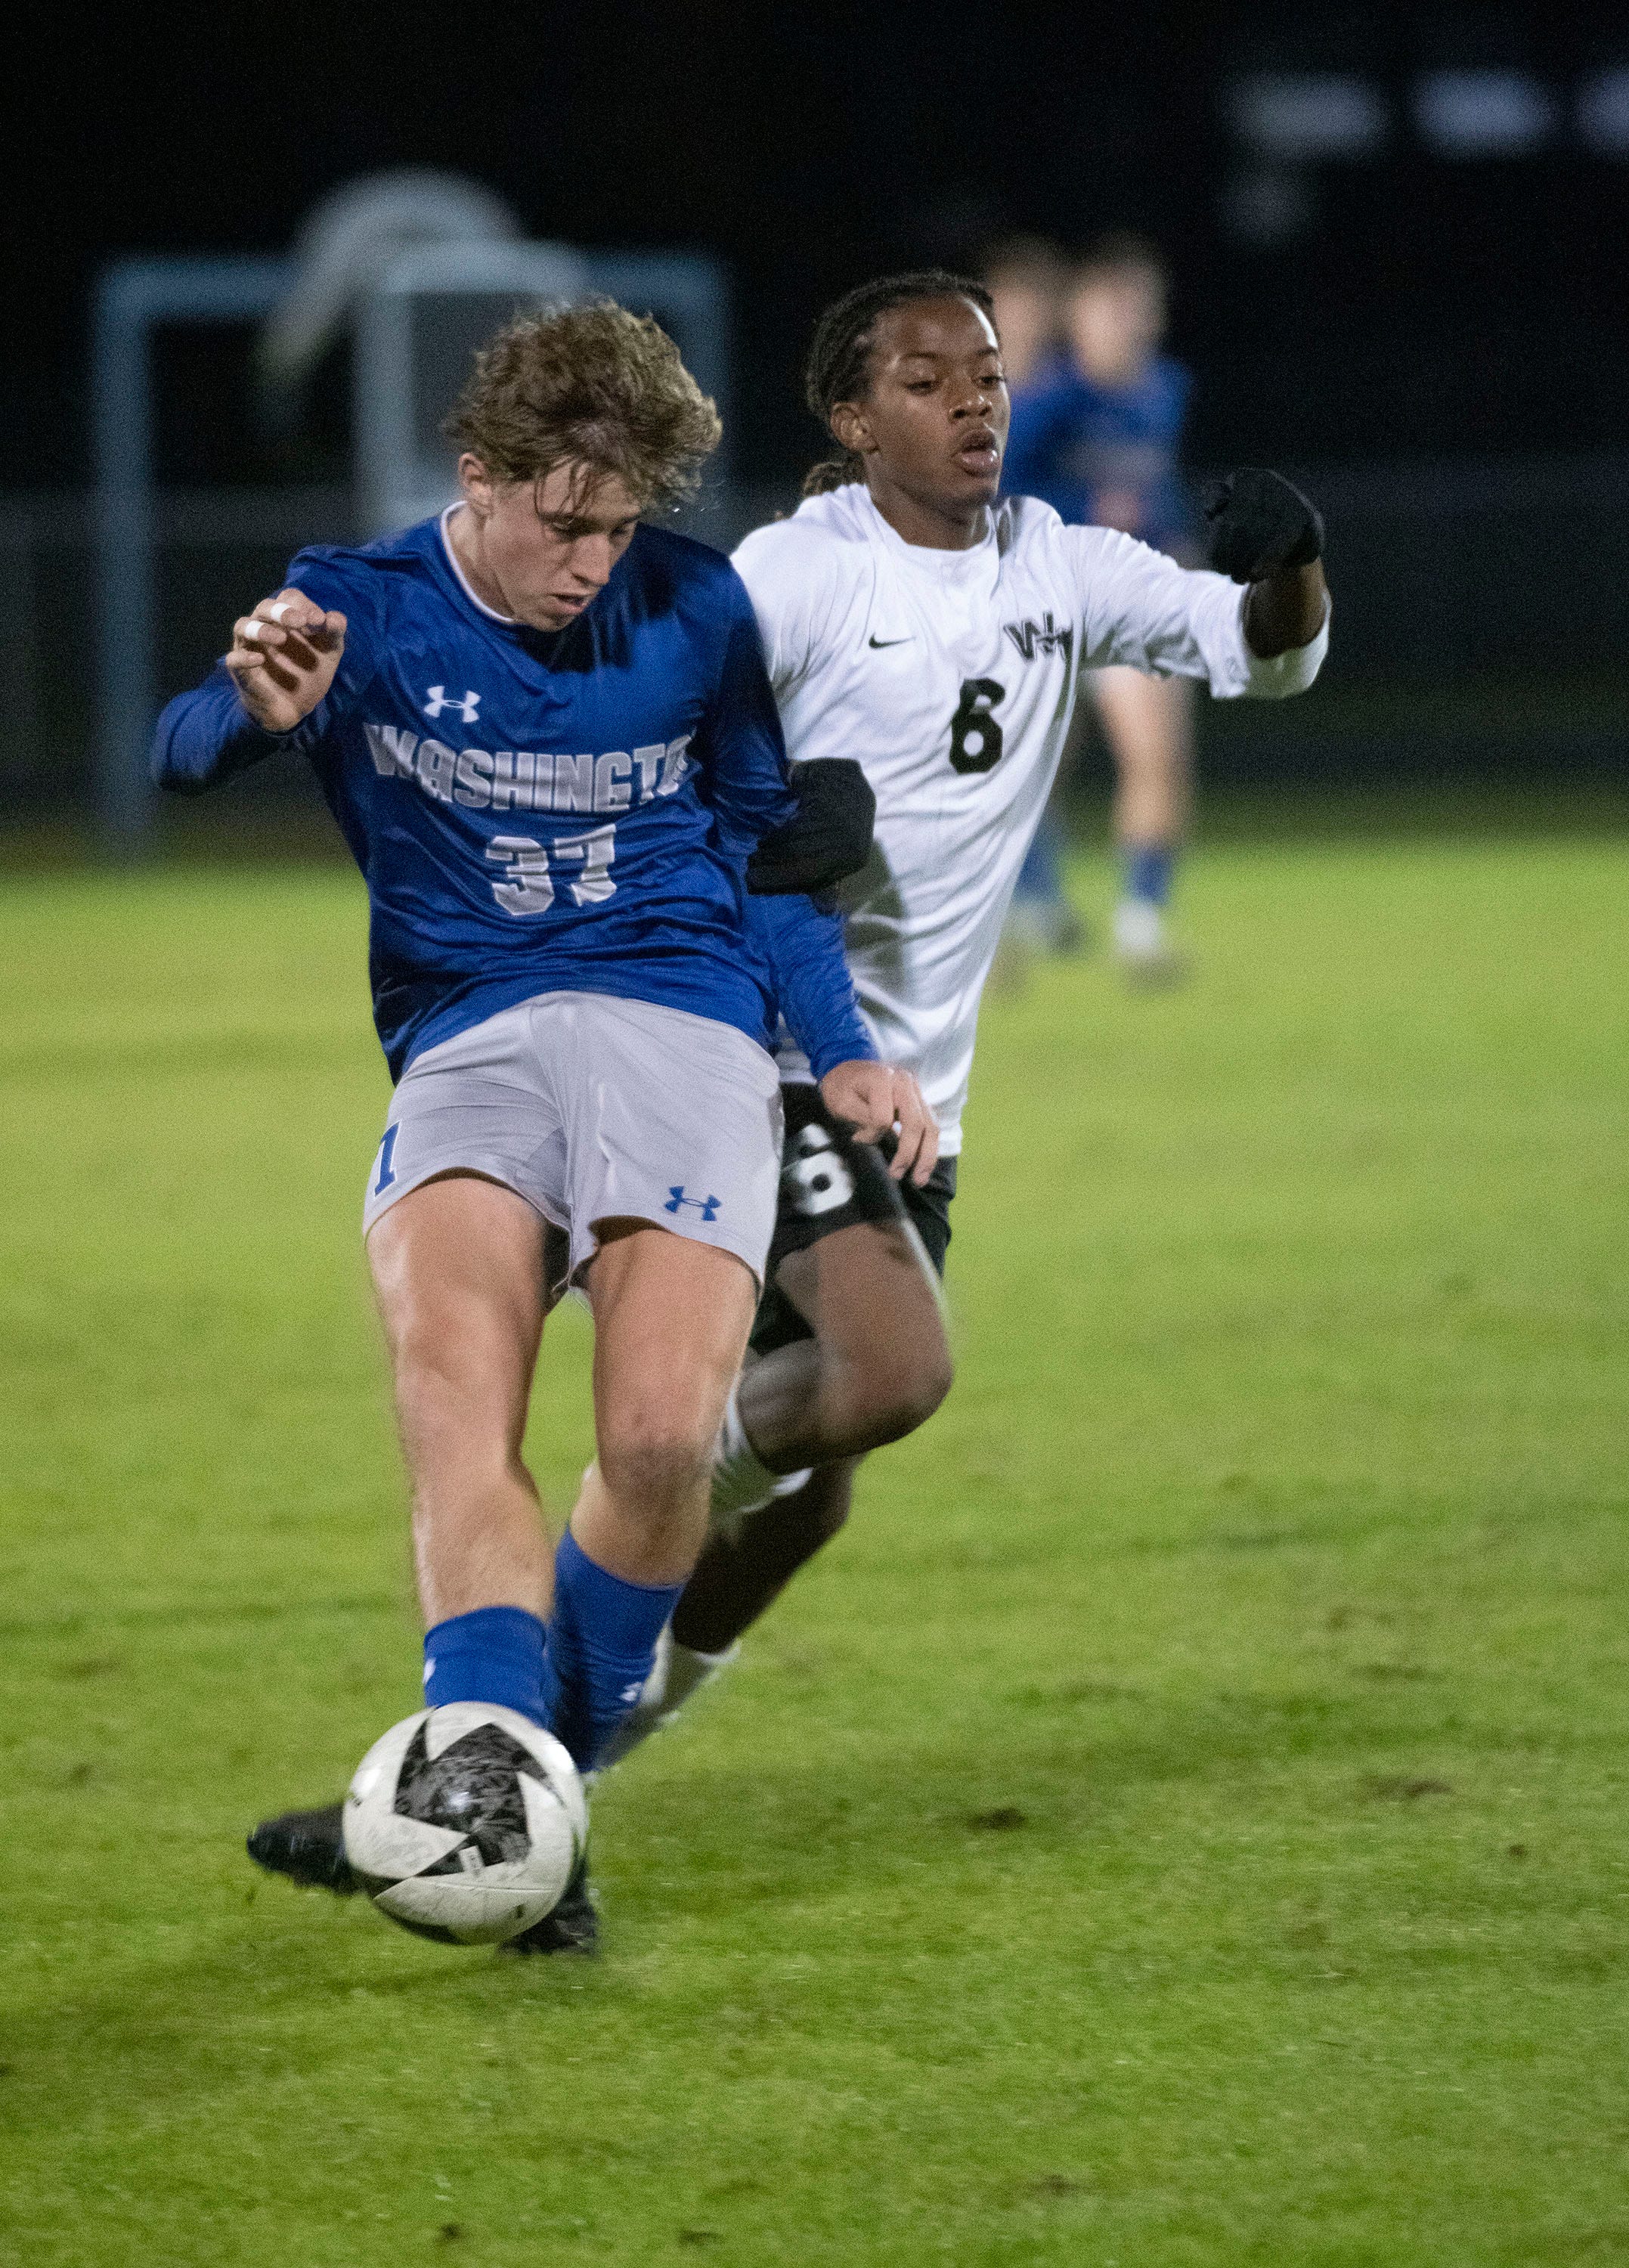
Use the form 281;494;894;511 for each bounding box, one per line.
748;1081;957;1356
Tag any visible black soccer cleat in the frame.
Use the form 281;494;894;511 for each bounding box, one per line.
503;1857;599;1956
246;1800;358;1895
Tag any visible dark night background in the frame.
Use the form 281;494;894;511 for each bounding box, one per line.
11;3;1629;482
5;1;1627;815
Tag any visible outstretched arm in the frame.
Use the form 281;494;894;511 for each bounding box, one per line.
1069;466;1329;700
1205;467;1329;657
1243;562;1327;657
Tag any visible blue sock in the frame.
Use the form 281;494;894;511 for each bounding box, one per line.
423;1606;547;1727
539;1529;685;1771
1123;841;1176;908
1014;808;1066;907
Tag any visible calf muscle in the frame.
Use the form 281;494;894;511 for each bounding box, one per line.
675;1462;858;1653
742;1219;952;1469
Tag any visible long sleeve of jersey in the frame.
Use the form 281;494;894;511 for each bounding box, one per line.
150;665;333;792
152;556;380;792
747;892;875;1080
1065;523;1327;699
689;572;801;860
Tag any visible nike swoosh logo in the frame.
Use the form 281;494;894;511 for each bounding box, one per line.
868;635;912;649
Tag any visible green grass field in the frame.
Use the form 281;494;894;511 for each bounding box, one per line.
2;804;1626;2265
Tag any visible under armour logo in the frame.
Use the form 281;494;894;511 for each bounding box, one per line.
423;684;481;723
664;1186;722;1222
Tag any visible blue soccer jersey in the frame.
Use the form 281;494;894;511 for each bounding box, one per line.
1003;353;1194;559
153;510;872;1082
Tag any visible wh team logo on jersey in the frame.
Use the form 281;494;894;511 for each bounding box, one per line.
364;722;694;816
1002;612;1074;664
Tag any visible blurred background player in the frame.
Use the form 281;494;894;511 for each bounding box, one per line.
990;234;1197;978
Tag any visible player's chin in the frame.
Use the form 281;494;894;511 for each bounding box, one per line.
946;458;1002;507
525;596;592;632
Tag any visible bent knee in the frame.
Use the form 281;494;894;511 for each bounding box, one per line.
850;1341;954;1446
598;1414;716;1511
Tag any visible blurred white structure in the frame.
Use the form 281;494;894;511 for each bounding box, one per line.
255;170;525;413
91;172;732;851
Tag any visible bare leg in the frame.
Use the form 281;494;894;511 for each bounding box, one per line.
673;1461;857;1653
366;1173;553;1626
735;1218;952;1471
1096;667;1193;851
568;1219;759;1580
667;1217;952;1656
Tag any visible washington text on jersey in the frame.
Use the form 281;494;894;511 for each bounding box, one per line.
152;508;863;1083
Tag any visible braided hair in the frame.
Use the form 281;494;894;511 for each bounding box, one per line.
801;270;996;497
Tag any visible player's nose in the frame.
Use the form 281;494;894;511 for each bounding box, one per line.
569;536;617;591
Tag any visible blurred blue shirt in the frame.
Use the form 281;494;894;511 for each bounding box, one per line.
1004;352;1194;559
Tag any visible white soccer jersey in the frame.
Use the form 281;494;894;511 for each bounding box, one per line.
732;482;1327;1152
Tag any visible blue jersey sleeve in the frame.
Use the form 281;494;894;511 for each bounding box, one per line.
150;549;386;792
748;893;875;1080
284;550;387;708
149;664;310;792
689;569;798;860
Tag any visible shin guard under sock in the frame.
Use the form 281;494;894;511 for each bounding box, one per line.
538;1529;685;1771
422;1606;548;1727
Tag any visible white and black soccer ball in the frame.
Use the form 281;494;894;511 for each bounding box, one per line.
342;1703;587;1946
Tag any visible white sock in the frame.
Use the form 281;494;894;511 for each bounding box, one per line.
595;1628;740;1768
709;1382;812;1534
1113;897;1166;956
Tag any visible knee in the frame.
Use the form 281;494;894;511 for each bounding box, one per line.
846;1337;954;1448
393;1331;513;1470
598;1409;715;1517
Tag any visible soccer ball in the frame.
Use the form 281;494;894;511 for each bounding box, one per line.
342;1703;587;1946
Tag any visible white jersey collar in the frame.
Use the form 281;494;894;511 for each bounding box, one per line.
838;482;1001;579
439;503;520;624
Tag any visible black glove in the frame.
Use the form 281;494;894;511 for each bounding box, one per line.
747;758;876;896
1205;468;1324;584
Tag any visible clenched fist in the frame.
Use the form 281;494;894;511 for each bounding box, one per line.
225;587;347;734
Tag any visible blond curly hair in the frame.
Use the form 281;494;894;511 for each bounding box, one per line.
444;301;721;510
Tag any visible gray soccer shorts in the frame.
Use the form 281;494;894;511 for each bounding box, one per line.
362;990;785;1290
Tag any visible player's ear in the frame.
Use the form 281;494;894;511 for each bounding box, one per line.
457;453;496;516
830;402;875;458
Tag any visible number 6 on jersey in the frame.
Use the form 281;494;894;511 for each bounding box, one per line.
948;678;1006;774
